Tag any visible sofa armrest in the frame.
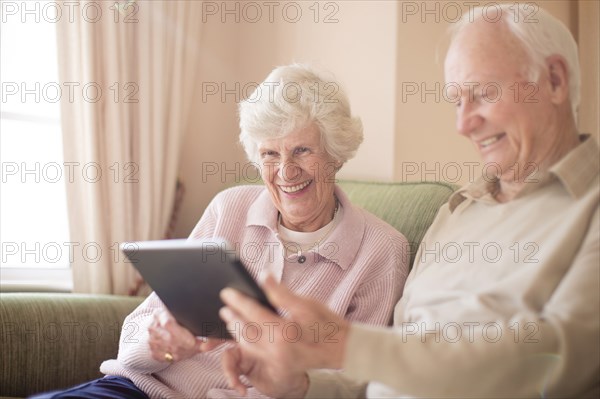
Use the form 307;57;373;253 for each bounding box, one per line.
0;293;143;398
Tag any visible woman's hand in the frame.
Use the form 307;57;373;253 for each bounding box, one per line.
148;309;222;363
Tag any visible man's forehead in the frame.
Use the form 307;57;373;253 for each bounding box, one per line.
448;18;523;56
444;22;529;79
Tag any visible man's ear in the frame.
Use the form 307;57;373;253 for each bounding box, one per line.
546;55;570;105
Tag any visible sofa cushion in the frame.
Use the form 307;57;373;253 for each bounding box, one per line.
337;180;457;267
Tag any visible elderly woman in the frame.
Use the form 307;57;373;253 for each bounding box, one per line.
34;64;409;399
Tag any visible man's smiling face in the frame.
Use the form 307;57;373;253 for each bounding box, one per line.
444;20;565;182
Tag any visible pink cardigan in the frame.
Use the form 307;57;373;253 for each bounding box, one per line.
101;185;409;399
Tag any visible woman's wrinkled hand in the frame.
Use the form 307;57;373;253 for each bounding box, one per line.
148;309;223;363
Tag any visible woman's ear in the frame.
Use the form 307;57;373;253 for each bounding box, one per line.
546;55;570;105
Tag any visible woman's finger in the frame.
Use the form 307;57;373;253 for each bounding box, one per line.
198;336;224;352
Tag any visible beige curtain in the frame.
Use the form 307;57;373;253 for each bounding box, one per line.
56;1;203;294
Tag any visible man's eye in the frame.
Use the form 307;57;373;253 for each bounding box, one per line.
482;88;498;101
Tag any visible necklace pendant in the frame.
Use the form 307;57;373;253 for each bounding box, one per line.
297;255;306;264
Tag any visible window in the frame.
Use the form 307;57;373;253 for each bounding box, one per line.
1;1;72;291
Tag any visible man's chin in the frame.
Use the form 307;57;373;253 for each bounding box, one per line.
480;158;512;180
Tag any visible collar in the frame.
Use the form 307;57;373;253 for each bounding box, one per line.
448;134;599;212
245;185;365;270
246;189;280;233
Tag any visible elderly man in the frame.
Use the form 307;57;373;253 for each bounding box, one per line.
215;4;599;398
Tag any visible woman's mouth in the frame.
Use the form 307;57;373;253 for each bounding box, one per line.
279;180;312;194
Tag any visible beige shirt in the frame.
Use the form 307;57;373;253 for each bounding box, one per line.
307;136;599;398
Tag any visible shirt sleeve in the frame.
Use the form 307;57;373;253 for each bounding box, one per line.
342;207;600;398
305;369;367;399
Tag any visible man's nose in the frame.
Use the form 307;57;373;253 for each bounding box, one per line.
456;102;483;136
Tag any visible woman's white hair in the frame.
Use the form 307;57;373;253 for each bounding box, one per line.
239;64;363;164
449;3;580;120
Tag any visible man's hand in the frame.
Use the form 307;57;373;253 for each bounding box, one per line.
218;275;351;396
148;309;223;363
222;345;309;398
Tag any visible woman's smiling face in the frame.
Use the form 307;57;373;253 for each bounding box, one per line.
259;124;338;232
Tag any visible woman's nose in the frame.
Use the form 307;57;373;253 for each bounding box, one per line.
278;159;302;183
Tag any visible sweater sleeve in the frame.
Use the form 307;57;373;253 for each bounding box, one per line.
189;194;219;240
344;224;409;326
344;274;400;326
115;293;171;373
114;197;221;374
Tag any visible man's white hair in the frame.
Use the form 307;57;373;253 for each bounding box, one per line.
238;64;363;165
449;3;580;120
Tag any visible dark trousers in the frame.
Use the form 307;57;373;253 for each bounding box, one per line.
29;376;150;399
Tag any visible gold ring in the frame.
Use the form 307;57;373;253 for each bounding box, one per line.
164;352;174;363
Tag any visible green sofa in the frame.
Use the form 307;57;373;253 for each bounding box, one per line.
0;180;457;398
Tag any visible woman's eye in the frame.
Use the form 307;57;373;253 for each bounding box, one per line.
295;147;309;155
261;151;278;159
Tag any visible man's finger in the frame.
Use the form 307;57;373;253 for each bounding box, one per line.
222;347;248;396
261;274;307;313
220;288;280;324
219;306;272;353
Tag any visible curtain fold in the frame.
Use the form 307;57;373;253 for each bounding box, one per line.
56;1;203;294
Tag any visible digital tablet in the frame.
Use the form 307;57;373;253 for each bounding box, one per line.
122;239;277;339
